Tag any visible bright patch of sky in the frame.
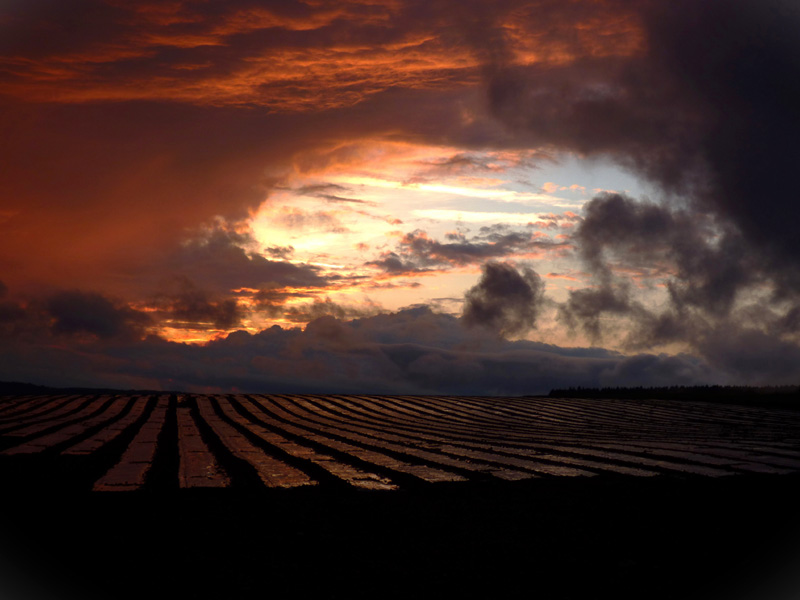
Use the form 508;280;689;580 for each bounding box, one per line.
249;142;652;319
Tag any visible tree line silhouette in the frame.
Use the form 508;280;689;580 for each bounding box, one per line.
548;384;800;409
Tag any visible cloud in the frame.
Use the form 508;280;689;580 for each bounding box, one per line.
167;225;328;293
365;252;433;276
0;299;24;326
556;192;800;382
559;281;640;343
0;0;567;298
484;0;800;295
574;193;755;315
0;306;722;395
283;298;382;324
0;0;480;110
251;285;315;317
295;183;350;196
462;261;545;337
294;183;372;205
407;150;541;183
46;290;151;340
3;0;800;391
0;284;27;337
642;2;800;264
368;228;565;274
5;1;796;293
317;194;370;205
270;207;349;233
598;352;714;389
263;245;294;260
152;277;242;330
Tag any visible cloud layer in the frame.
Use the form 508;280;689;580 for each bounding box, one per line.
2;1;800;392
0;305;718;395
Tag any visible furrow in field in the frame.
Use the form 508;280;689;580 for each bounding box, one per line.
0;396;86;432
177;406;230;489
276;395;537;481
242;395;465;483
2;397;130;455
194;396;315;489
0;396;59;419
93;397;169;492
218;397;396;490
63;396;150;455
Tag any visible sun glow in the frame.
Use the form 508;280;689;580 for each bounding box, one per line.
242;140;597;322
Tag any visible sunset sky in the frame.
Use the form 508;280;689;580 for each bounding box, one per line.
1;0;799;394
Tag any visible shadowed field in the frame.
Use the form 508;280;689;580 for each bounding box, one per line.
1;394;799;599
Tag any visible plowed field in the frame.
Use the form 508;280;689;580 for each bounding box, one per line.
1;394;799;600
1;394;799;491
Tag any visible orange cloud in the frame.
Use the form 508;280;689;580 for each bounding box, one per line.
545;272;582;282
0;1;645;111
502;1;644;66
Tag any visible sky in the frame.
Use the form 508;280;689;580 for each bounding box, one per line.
1;0;799;395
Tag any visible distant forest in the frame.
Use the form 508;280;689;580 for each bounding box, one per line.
548;385;800;409
0;381;168;396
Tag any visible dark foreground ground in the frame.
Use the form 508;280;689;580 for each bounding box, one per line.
2;473;799;600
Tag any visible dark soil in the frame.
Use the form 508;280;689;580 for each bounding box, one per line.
1;471;799;600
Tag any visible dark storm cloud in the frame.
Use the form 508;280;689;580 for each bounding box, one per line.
462;261;545;337
773;307;800;336
0;300;24;325
574;193;755;316
0;281;25;330
641;1;800;269
168;225;327;293
462;0;800;378
46;290;151;340
0;298;27;340
599;352;714;389
697;328;800;385
560;193;769;346
0;306;720;394
574;193;686;276
558;192;800;383
485;0;800;291
153;278;242;330
627;309;695;351
559;282;640;343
